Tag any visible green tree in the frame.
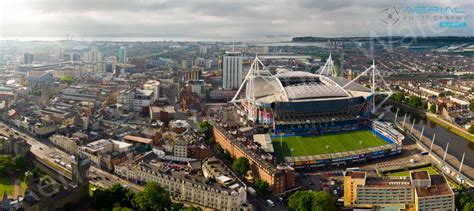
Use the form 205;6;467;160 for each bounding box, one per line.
438;92;446;98
463;202;474;211
112;207;134;211
288;191;313;211
469;125;474;134
60;76;75;85
133;182;172;211
408;96;422;108
455;185;474;210
470;101;474;111
0;155;28;176
91;184;135;210
24;167;44;180
232;157;250;176
288;190;334;211
254;178;270;196
391;92;405;102
311;191;334;211
198;121;213;144
430;104;437;113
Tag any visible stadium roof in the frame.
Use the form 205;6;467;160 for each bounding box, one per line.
250;71;372;104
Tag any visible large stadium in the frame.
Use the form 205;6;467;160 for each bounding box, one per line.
232;56;403;168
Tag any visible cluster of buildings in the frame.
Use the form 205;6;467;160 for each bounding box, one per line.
395;79;474;128
343;47;474;75
114;152;251;210
0;39;469;210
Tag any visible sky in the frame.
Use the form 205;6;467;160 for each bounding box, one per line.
0;0;472;41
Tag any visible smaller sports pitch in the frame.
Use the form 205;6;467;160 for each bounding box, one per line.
272;130;389;160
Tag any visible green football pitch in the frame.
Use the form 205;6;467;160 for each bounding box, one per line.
272;130;389;160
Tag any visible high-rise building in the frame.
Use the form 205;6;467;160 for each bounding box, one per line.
85;46;102;62
222;51;243;90
119;47;127;64
24;53;34;64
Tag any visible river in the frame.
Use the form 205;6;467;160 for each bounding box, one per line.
382;105;474;168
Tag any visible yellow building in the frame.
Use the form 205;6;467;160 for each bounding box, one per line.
344;170;454;211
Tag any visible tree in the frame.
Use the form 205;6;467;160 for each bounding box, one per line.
430;104;437;113
311;191;334;211
133;182;172;211
254;179;270;196
469;125;474;134
25;167;44;180
90;184;135;209
438;92;446;98
232;157;250;176
198;121;213;144
463;202;474;211
288;190;334;211
0;154;29;176
391;92;405;102
408;96;422;108
288;191;313;211
455;185;474;210
112;207;134;211
470;100;474;111
60;76;75;85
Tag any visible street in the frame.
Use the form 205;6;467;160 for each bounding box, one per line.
0;122;143;192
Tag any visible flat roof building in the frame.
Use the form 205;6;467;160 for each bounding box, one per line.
344;170;455;211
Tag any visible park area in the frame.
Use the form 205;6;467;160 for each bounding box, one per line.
272;130;389;160
0;175;27;197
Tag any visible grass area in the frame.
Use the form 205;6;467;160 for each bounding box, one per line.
426;114;474;143
385;166;439;177
0;176;26;197
272;130;389;160
0;177;14;196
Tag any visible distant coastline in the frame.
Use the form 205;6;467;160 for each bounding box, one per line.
292;36;474;43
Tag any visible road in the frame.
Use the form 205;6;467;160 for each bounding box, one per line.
0;122;143;192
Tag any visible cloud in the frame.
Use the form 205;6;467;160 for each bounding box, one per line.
0;0;472;40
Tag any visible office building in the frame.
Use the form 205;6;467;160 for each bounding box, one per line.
84;46;102;62
222;51;243;90
24;53;34;64
119;47;127;64
343;170;455;211
118;89;155;112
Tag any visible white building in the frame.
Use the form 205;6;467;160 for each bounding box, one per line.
79;139;132;166
173;139;188;158
143;80;160;102
118;89;155;112
84;46;102;62
49;135;80;155
222;51;243;90
188;80;206;97
114;158;250;210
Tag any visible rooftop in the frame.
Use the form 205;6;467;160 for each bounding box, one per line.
123;135;153;144
365;178;412;188
415;175;453;197
410;171;430;180
346;171;366;179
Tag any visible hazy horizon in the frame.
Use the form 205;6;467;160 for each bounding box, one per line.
1;0;472;41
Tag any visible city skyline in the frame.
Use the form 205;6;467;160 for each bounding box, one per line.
0;0;472;41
